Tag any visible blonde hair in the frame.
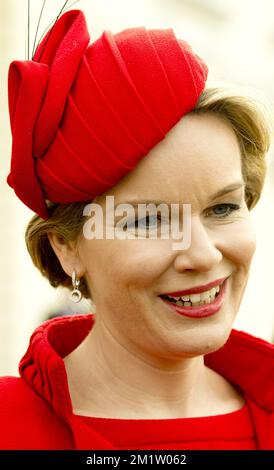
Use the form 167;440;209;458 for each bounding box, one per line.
25;87;272;300
193;87;271;210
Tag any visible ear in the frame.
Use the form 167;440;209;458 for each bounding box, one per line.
47;231;85;278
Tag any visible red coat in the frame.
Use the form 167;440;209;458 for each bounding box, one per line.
0;313;273;449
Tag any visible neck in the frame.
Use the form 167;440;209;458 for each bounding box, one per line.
64;316;243;419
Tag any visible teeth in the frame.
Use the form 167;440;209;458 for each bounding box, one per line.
164;282;222;307
210;287;217;297
189;293;200;303
200;291;210;301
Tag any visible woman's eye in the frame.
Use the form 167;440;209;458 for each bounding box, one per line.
207;203;240;218
128;214;164;230
125;204;240;230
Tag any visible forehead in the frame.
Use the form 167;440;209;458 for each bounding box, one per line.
103;112;243;203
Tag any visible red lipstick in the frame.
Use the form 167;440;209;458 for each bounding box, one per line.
159;277;228;319
159;276;228;297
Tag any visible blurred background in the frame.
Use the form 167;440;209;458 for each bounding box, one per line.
0;0;274;375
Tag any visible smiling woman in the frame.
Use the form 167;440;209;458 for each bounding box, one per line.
0;8;273;451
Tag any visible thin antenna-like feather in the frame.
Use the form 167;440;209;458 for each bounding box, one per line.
27;0;30;60
32;0;47;59
62;0;80;12
33;0;80;59
35;0;70;62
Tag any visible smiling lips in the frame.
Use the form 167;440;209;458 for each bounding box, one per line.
159;276;228;318
159;276;228;298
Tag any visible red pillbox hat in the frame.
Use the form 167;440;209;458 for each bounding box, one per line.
6;10;208;219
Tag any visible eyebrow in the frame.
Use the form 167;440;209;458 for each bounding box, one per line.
114;182;245;207
209;181;245;201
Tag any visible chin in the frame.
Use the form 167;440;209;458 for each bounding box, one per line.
170;321;234;359
196;326;233;356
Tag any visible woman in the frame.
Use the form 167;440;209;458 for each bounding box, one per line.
0;9;273;450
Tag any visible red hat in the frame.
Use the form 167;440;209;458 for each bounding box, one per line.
7;10;208;220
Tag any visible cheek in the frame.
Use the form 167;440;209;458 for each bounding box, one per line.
220;218;256;268
110;240;171;289
81;239;170;292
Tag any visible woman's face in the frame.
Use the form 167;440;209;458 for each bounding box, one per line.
76;112;256;360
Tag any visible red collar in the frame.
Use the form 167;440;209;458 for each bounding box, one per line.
19;313;274;422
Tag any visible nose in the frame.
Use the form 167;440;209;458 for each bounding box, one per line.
173;215;222;272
